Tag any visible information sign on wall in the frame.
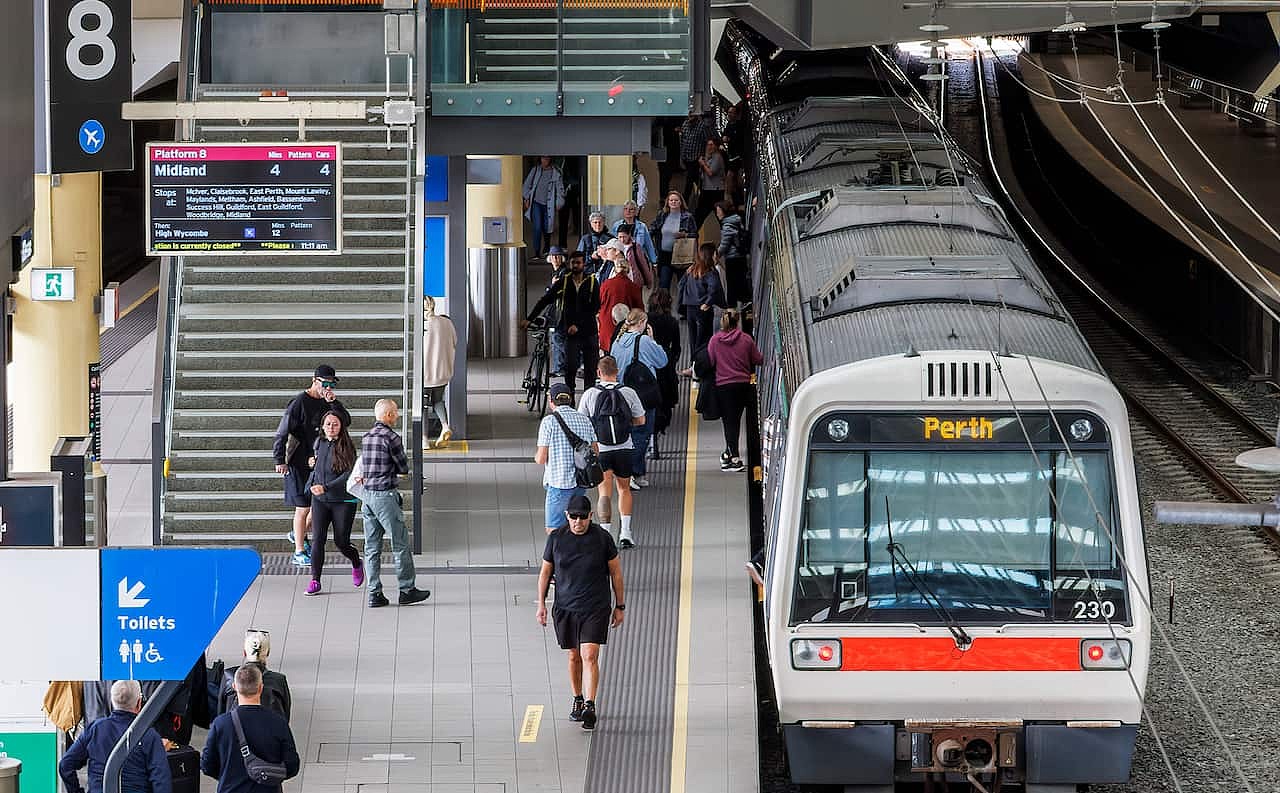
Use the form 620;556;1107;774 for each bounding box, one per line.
89;361;102;460
145;142;343;255
48;0;132;172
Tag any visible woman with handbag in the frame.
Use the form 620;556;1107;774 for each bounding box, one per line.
677;243;724;354
650;191;698;291
303;411;364;596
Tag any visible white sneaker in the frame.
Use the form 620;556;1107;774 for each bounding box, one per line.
629;479;641;491
619;527;635;549
634;476;650;488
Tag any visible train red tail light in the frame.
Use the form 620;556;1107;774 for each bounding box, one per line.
791;639;841;670
1080;638;1132;670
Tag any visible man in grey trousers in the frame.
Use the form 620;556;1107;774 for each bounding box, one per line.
356;398;431;608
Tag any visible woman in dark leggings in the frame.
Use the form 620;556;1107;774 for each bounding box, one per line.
304;411;364;596
706;309;763;472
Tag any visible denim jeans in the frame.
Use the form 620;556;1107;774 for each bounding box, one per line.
361;488;415;595
551;329;567;375
530;202;550;257
631;408;656;476
545;484;586;530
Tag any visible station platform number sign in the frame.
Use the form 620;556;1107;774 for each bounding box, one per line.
30;268;76;302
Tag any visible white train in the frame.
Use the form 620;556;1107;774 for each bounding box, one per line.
740;53;1152;792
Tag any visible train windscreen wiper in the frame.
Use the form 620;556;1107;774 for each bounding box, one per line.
884;499;973;649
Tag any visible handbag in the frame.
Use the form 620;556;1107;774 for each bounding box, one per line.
551;411;605;489
671;236;697;266
346;458;366;501
229;708;289;785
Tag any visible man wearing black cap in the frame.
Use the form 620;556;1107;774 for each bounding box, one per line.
273;365;352;566
535;383;598;535
536;494;624;731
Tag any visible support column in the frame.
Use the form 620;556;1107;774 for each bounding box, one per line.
465;156;526;359
465;155;524;248
585;154;633;218
11;173;102;472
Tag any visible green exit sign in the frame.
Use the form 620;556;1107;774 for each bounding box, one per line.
30;268;76;302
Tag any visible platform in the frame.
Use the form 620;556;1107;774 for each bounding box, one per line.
201;356;760;793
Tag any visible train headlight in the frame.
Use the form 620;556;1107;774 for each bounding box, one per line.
1080;638;1132;670
1069;418;1094;442
791;639;841;670
827;419;850;442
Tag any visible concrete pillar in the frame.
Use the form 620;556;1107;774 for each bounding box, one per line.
465;155;524;247
11;173;102;472
585;155;633;216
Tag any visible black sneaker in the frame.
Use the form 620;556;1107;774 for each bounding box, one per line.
720;450;732;464
368;591;390;608
569;696;585;722
581;701;597;731
719;457;735;471
727;458;746;473
399;587;431;606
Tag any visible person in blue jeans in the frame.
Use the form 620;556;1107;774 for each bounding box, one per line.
535;383;599;534
356;399;431;608
610;309;669;489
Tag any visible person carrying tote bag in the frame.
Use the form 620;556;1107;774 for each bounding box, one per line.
650;191;699;290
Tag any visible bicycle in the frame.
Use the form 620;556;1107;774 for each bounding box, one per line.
521;317;551;417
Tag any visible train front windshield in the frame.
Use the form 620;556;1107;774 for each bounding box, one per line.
792;413;1130;626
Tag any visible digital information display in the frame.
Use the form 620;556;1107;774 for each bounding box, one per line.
146;142;342;256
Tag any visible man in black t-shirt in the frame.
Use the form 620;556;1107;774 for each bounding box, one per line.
536;494;625;731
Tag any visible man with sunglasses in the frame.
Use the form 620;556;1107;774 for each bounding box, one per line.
536;494;625;732
273;365;351;566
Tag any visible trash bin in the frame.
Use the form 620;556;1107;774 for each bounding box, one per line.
0;757;21;793
466;246;527;359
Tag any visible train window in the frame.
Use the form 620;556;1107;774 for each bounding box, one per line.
791;448;1128;625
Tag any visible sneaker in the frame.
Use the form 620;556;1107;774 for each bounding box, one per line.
634;476;650;488
436;427;453;447
283;531;295;544
569;696;586;722
304;580;321;596
398;587;432;606
291;551;311;567
719;458;734;471
581;701;597;731
629;479;641;491
727;458;746;473
368;591;390;608
720;450;732;464
619;528;635;549
352;563;365;588
303;538;312;556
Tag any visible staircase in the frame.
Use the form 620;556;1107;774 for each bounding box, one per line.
161;89;414;547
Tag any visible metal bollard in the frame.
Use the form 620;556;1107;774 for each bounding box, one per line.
0;757;22;793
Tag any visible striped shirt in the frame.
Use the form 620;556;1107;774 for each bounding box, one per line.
360;422;409;491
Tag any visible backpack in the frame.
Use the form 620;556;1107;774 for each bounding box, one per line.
551;411;605;488
221;665;292;723
622;335;662;409
591;385;633;446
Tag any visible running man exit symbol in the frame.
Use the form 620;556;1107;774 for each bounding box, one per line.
44;272;63;298
118;577;150;608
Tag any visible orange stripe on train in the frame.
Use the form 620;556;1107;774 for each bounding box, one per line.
839;637;1081;672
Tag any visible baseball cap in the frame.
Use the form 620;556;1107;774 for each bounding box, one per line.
604;238;626;253
314;364;339;383
548;245;566;256
567;494;592;514
550;383;573;404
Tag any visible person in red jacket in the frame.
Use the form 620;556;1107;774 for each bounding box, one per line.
597;241;643;350
706;308;762;472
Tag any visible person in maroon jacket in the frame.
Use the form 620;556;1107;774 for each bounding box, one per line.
706;308;763;472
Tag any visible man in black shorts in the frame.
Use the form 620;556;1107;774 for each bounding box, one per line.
536;494;625;731
577;357;646;548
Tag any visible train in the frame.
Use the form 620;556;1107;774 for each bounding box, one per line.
730;36;1152;793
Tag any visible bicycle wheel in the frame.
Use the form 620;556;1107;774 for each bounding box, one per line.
527;341;546;413
534;344;550;417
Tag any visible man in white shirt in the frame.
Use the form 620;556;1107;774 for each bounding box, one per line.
578;357;646;548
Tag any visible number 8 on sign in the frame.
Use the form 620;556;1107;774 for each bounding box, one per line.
65;0;116;81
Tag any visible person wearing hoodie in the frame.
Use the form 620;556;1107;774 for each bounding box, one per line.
706;309;762;473
715;200;749;307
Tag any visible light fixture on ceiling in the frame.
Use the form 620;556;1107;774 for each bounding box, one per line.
1053;7;1088;33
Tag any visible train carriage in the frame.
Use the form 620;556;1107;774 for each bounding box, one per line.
737;45;1152;793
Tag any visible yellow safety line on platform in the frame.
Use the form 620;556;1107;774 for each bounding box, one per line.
518;704;544;743
669;384;700;793
425;440;470;454
99;286;160;335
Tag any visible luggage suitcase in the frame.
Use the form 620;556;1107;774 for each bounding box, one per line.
168;745;200;793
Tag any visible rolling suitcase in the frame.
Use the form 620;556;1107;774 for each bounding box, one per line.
168;745;200;793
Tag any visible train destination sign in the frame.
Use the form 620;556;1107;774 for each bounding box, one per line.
145;142;342;256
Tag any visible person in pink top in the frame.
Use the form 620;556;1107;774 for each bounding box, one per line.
706;308;762;472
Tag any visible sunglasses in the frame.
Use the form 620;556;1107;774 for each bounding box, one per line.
567;512;589;520
318;380;337;388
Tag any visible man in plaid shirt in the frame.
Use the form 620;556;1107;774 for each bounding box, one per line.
358;399;431;608
535;383;598;535
678;111;715;203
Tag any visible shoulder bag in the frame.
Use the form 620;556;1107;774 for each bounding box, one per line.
622;335;662;409
229;708;289;785
551;411;605;488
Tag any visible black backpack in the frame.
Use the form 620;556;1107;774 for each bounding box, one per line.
622;335;662;409
591;384;633;446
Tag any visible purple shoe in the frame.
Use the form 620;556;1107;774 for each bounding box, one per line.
305;580;321;596
352;564;365;588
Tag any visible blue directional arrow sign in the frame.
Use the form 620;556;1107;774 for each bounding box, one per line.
100;548;261;680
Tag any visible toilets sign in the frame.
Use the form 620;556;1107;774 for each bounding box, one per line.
100;548;261;679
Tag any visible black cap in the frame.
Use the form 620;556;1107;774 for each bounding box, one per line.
550;383;573;405
567;494;592;514
314;364;339;383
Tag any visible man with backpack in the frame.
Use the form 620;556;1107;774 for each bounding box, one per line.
202;665;299;793
536;384;600;536
217;630;292;722
578;357;646;549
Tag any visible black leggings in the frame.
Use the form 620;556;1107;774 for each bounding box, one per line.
716;382;753;459
310;500;361;580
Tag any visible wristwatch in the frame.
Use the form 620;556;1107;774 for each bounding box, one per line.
614;604;626;611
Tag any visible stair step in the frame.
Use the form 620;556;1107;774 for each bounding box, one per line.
183;269;405;286
178;335;402;352
182;284;406;303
